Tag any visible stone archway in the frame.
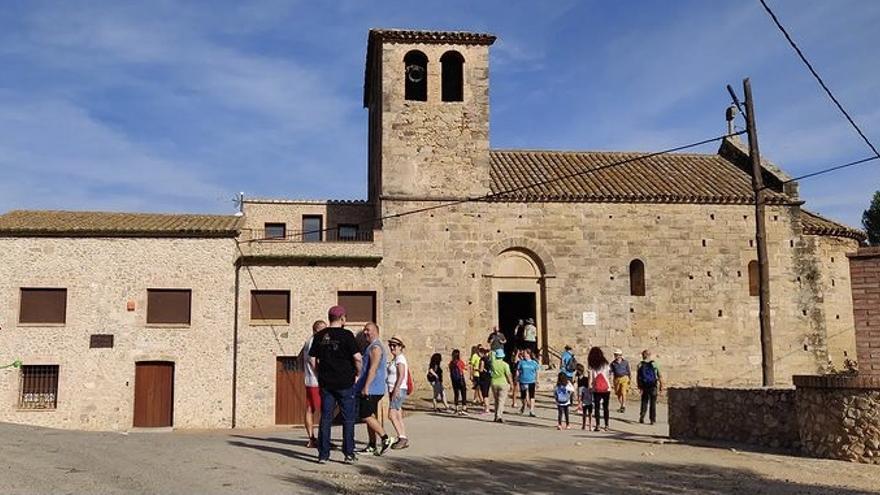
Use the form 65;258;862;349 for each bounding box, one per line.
490;248;549;363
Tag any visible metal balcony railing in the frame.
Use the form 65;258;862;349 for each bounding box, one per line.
242;228;374;243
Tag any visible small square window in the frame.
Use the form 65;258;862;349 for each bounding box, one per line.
302;215;323;242
19;365;59;410
337;291;376;324
147;289;191;325
264;223;286;239
251;290;290;322
338;224;358;241
19;288;67;324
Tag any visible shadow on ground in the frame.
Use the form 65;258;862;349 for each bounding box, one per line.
273;456;877;495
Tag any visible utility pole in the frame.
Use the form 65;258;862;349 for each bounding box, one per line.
743;78;775;387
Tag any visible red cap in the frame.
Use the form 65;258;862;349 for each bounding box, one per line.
328;305;346;320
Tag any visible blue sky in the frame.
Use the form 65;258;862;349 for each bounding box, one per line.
1;1;878;228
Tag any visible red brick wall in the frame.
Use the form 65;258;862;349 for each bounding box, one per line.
848;246;880;376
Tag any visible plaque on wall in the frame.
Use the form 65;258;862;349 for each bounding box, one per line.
89;334;114;348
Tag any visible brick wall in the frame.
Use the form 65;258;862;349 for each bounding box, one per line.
848;246;880;376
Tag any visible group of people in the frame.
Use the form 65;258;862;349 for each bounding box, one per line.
302;305;411;464
555;347;663;431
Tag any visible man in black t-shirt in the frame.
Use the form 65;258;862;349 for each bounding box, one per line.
308;305;362;464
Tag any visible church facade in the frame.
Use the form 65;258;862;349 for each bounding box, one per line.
0;29;865;430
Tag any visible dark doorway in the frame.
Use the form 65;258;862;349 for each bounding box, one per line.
497;292;536;361
133;362;174;427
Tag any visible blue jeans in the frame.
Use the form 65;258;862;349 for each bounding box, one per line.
318;387;356;460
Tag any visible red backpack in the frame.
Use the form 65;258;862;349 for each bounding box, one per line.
406;366;414;392
593;371;610;393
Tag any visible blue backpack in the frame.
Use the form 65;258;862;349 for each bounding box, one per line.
639;361;658;387
555;385;572;404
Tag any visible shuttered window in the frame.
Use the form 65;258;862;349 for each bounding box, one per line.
19;365;59;410
302;215;323;242
629;259;646;297
338;291;376;323
251;290;290;322
748;260;759;297
147;289;192;325
264;223;286;239
19;288;67;324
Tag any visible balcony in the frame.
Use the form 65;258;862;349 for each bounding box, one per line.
236;228;382;264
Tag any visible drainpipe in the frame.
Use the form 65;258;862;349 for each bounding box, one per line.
232;260;240;428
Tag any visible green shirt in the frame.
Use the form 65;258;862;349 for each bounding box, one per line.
490;358;511;386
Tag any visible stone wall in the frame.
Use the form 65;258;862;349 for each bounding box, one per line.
668;387;799;450
0;237;237;431
794;375;880;464
847;246;880;375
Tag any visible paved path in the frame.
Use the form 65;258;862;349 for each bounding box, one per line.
2;396;878;494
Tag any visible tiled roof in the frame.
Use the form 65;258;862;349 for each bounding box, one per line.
801;210;866;241
488;149;792;204
368;29;497;46
0;210;242;238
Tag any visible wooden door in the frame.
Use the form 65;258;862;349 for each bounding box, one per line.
133;362;174;427
276;357;307;425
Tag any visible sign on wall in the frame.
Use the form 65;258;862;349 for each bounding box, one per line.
582;311;597;326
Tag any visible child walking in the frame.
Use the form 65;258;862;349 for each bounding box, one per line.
577;375;593;430
427;353;451;412
554;372;575;430
448;349;469;415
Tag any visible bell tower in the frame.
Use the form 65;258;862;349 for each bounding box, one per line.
364;29;496;202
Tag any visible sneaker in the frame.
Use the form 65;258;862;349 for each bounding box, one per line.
639;418;645;424
459;410;469;416
529;411;536;417
495;418;504;424
343;454;358;464
520;405;525;414
359;444;376;454
306;438;317;449
556;424;562;430
378;436;393;456
622;406;626;413
650;421;656;425
316;458;328;465
593;426;600;432
391;437;409;450
565;425;571;430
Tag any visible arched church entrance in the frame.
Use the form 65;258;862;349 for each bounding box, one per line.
491;249;548;363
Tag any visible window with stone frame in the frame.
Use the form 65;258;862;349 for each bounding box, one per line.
19;288;67;324
19;365;59;410
440;50;464;102
404;50;428;102
629;259;646;296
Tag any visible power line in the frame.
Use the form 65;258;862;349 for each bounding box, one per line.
774;155;880;189
242;130;746;243
758;0;880;160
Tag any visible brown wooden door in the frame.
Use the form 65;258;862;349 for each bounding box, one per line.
276;357;307;425
133;362;174;427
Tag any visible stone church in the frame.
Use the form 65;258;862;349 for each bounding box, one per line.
0;29;865;431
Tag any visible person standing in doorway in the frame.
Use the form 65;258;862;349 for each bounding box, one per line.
523;318;538;357
610;349;632;413
355;322;393;456
516;348;539;417
487;326;506;354
587;347;612;432
386;336;410;449
301;320;326;448
490;349;512;423
637;349;663;425
309;306;361;464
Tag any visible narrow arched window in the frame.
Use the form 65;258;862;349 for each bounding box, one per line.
630;259;645;296
440;50;464;102
748;260;759;297
404;50;428;102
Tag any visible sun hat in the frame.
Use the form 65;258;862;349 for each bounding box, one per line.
526;318;535;324
388;335;405;348
614;349;623;355
494;349;505;359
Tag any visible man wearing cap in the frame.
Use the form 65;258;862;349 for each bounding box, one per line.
610;349;632;413
308;305;362;464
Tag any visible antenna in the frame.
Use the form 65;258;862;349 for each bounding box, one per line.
234;192;245;217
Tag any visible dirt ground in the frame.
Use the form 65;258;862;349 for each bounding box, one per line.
2;396;879;494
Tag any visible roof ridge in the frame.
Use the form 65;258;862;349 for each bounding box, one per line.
5;209;238;218
490;148;719;158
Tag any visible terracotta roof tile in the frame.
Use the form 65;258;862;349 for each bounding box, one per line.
0;210;242;237
489;149;792;204
368;29;496;46
801;210;866;241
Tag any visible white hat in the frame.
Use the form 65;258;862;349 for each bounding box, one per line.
614;349;623;355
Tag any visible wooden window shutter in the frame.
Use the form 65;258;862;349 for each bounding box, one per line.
147;289;192;324
748;260;759;297
19;288;67;324
337;291;376;323
251;290;290;322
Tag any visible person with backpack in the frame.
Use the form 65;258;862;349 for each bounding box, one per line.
637;349;663;425
554;372;575;430
386;335;410;449
448;349;469;416
577;375;593;430
587;346;612;432
427;353;451;413
560;345;577;383
610;349;632;413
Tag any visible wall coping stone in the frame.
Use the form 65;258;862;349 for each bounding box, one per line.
847;246;880;259
793;374;880;389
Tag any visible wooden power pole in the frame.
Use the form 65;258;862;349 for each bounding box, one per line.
743;78;775;387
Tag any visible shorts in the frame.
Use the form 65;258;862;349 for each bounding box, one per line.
614;376;631;396
306;386;321;412
519;382;536;399
359;394;383;419
479;375;491;398
431;381;444;397
581;403;593;414
390;389;408;410
471;376;480;389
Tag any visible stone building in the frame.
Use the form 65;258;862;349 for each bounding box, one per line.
0;29;867;430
